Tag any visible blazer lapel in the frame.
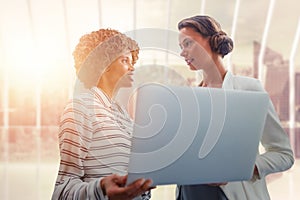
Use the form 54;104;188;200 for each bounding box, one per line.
222;71;235;89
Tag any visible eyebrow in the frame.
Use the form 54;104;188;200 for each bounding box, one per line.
179;38;191;47
120;55;133;62
120;55;131;59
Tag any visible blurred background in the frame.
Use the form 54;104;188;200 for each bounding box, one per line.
0;0;300;199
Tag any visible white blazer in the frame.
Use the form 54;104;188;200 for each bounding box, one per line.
220;72;294;200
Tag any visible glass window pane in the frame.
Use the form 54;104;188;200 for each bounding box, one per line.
9;86;36;126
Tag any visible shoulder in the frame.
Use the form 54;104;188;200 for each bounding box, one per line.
61;90;97;119
67;92;92;108
232;74;264;92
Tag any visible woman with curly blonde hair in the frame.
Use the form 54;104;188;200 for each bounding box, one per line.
52;28;153;200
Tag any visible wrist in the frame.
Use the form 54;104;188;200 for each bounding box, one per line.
100;178;107;196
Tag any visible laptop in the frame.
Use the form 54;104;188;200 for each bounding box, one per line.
127;83;269;186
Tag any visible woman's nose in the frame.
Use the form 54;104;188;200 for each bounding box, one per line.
129;64;135;71
180;49;187;57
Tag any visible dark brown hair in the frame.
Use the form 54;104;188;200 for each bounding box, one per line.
178;15;233;57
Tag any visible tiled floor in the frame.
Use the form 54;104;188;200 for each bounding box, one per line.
0;159;299;199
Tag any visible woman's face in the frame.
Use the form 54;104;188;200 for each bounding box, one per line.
103;52;135;88
179;27;213;71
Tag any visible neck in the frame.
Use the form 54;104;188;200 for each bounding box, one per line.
97;79;119;99
202;58;227;88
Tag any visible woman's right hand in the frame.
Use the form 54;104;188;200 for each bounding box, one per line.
100;174;154;200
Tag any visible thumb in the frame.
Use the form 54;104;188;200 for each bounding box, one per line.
112;174;127;186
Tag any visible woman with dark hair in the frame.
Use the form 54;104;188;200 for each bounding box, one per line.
177;15;294;200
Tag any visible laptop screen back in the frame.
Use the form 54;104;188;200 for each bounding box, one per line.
127;83;269;186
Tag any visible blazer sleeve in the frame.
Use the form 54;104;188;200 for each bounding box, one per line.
255;98;294;178
234;76;294;179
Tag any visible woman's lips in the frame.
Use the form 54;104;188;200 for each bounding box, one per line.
185;58;194;65
128;73;134;81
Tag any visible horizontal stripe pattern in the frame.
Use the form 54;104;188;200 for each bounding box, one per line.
53;87;136;199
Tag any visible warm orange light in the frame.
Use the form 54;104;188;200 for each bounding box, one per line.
5;32;71;89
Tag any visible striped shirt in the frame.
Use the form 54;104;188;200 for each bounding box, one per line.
52;87;150;200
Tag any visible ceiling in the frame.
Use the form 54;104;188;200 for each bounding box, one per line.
0;0;299;83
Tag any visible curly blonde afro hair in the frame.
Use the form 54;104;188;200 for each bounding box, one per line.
72;28;139;73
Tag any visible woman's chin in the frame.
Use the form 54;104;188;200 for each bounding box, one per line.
118;81;133;88
189;64;197;71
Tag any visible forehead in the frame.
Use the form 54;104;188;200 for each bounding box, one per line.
119;52;133;59
179;27;200;43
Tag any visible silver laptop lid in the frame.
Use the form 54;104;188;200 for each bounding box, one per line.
127;83;269;186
